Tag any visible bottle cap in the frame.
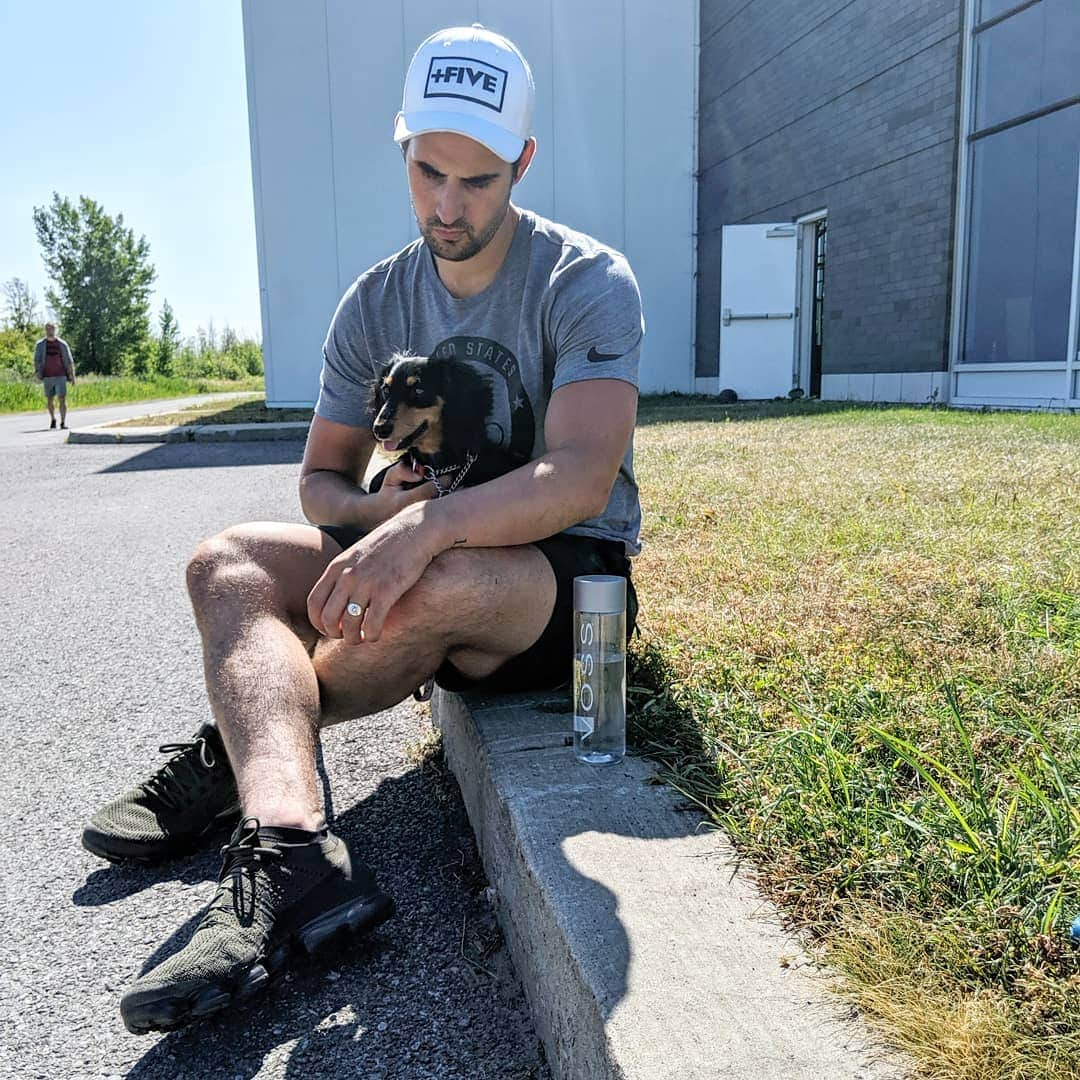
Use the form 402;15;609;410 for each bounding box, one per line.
574;575;626;614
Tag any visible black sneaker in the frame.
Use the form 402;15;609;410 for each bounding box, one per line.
49;418;56;429
59;421;66;429
81;723;241;865
120;819;395;1033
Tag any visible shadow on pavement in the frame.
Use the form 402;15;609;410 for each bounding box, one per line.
97;441;305;474
118;748;549;1080
73;850;218;907
443;685;709;1054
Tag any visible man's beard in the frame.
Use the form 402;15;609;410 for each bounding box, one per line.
419;199;509;262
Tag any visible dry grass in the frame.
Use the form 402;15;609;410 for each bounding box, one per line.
628;397;1080;1078
111;396;312;427
831;909;1056;1080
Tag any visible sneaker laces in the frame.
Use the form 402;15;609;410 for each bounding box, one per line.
205;818;283;928
141;734;221;812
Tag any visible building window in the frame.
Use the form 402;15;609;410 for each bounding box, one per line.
974;0;1077;131
959;0;1080;366
963;107;1079;364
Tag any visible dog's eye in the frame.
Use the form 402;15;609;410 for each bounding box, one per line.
413;387;426;401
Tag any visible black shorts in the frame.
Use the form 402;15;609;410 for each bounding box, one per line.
318;526;637;694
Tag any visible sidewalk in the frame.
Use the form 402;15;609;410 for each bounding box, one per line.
434;687;911;1080
67;418;310;444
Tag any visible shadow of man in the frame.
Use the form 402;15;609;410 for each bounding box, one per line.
435;682;715;1079
114;718;549;1080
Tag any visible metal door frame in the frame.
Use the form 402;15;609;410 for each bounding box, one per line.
794;208;827;397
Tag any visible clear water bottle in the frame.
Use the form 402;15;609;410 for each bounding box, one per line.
573;575;626;765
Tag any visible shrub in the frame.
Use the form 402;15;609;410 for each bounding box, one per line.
0;326;40;378
230;339;264;377
170;334;263;381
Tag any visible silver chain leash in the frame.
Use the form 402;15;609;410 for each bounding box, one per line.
422;451;478;498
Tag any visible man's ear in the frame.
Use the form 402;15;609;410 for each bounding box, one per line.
512;138;537;184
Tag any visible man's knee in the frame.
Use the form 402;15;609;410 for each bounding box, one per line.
186;527;276;610
392;548;500;631
186;523;335;633
416;545;476;591
388;546;552;651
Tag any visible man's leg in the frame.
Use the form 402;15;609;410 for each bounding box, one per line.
186;521;555;829
58;383;68;427
45;389;56;427
118;520;556;1034
83;521;556;862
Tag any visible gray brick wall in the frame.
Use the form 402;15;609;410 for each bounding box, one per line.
696;0;963;379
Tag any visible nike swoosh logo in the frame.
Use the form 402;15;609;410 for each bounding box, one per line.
587;347;622;363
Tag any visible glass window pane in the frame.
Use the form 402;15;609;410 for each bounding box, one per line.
962;106;1080;364
975;0;1080;131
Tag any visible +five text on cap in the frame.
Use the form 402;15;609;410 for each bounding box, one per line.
394;24;535;164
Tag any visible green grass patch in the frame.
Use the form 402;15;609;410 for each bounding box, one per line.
628;395;1080;1078
0;372;264;414
110;397;313;427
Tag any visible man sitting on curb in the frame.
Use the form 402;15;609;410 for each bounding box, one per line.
82;24;644;1034
34;322;76;429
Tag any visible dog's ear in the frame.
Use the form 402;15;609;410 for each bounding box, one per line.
440;360;494;456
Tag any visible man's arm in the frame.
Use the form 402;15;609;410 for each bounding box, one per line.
299;413;434;532
421;378;637;551
307;378;637;641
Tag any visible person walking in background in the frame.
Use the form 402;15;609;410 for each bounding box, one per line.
34;322;76;429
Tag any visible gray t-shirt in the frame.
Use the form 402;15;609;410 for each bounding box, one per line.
316;208;644;555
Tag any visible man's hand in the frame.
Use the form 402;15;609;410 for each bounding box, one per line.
374;456;437;515
307;502;440;645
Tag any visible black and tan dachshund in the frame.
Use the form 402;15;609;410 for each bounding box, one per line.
367;352;520;498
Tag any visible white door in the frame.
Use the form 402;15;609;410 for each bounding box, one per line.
718;224;798;399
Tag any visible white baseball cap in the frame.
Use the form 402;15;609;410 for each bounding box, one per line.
393;24;535;163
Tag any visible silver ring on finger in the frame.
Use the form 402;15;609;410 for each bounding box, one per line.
346;601;364;618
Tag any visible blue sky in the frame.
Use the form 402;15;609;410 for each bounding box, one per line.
0;1;261;339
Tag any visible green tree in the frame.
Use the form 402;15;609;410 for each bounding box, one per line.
156;300;180;376
32;193;156;375
2;278;40;334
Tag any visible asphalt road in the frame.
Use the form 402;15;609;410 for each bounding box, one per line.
0;437;550;1080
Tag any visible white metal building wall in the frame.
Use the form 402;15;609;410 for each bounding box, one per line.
242;0;697;405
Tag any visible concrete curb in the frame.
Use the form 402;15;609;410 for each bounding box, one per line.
434;687;911;1080
67;421;310;444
